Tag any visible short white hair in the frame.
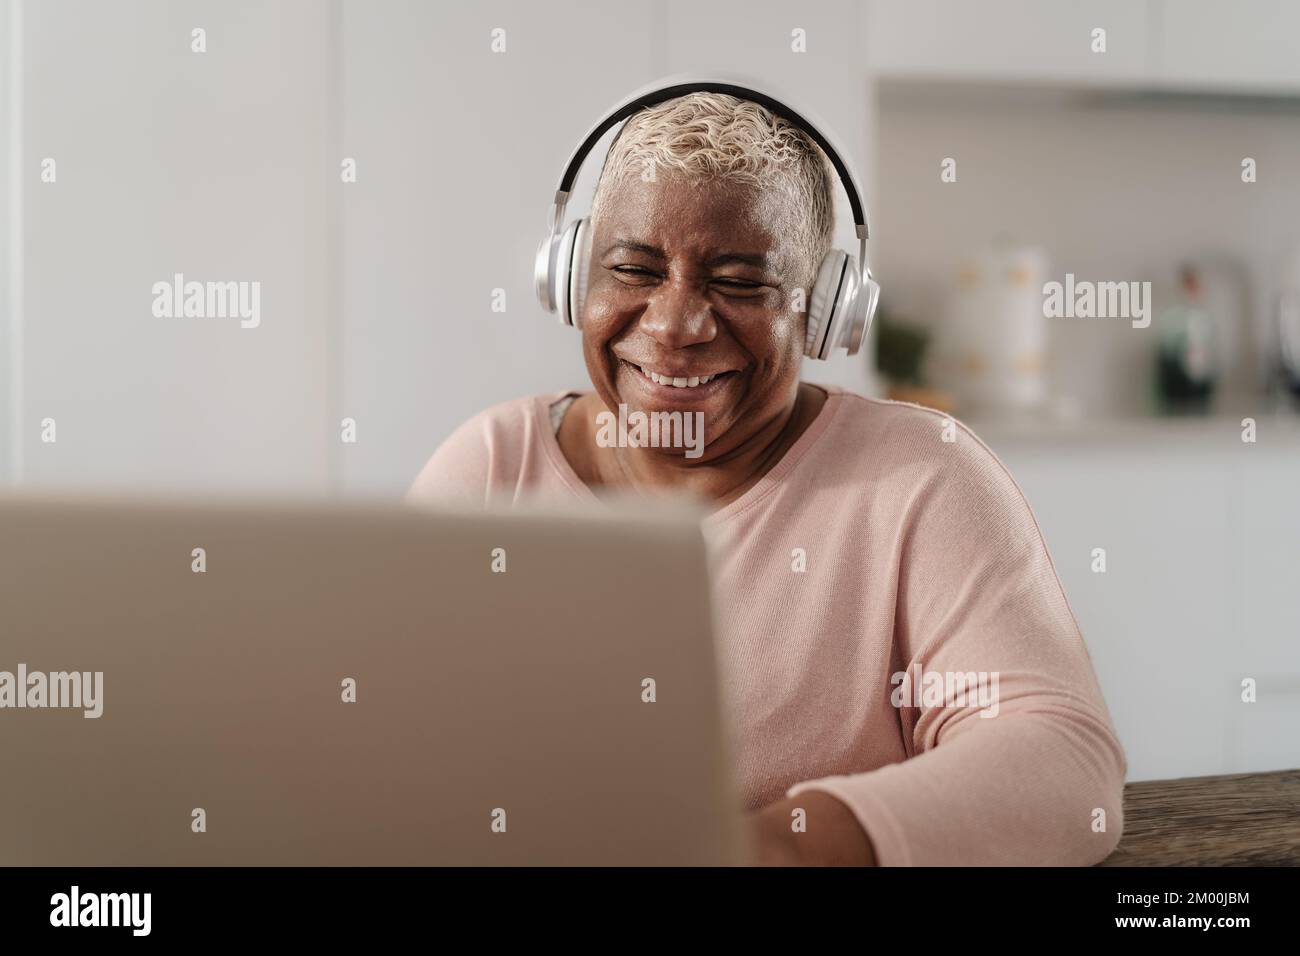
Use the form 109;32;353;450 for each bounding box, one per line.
589;91;835;286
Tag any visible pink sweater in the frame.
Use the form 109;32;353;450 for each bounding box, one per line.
407;385;1127;865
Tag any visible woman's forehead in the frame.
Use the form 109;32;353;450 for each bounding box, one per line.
593;172;796;255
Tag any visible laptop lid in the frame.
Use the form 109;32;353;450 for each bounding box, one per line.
0;493;749;866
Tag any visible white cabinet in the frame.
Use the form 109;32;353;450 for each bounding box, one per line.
867;0;1300;94
979;420;1300;781
865;0;1151;84
1157;0;1300;92
1222;436;1300;773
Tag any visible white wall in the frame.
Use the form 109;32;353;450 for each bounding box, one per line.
8;0;335;493
1;0;15;482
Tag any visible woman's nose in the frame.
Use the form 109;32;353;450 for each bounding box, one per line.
638;279;717;349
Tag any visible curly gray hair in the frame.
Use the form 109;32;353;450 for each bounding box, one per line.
589;91;835;289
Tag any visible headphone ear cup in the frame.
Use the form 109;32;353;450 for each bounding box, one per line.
805;250;850;360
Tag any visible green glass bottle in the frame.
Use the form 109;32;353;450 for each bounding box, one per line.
1155;266;1218;413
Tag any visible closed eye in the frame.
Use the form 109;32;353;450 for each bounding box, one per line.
608;266;767;297
610;265;658;283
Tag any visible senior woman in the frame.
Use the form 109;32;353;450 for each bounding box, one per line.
408;88;1126;866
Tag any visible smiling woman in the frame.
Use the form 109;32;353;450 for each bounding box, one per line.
408;80;1126;867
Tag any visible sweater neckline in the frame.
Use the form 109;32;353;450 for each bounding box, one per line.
532;383;845;526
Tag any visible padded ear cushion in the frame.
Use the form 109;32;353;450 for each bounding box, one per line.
806;250;851;359
852;272;880;355
535;233;558;313
568;219;592;329
553;219;584;327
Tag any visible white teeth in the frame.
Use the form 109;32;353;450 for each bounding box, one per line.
637;365;720;388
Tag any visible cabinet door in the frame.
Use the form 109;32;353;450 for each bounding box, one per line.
1157;0;1300;92
991;439;1235;781
1222;437;1300;772
865;0;1150;83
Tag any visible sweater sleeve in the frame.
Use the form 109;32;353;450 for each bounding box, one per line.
786;420;1127;866
405;409;498;509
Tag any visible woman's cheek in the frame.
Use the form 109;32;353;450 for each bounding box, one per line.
578;301;627;404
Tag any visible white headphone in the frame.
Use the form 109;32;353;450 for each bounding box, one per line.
534;74;880;360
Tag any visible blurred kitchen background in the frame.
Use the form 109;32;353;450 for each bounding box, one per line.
1;0;1297;781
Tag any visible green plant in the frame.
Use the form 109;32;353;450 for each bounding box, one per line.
874;309;931;386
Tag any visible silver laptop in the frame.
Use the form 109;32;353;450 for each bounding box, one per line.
0;493;749;866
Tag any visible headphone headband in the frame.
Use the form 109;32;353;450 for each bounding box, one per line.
553;75;869;240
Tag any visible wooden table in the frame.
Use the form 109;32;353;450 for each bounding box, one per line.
1100;768;1300;865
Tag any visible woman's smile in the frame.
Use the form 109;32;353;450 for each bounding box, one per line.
615;357;745;408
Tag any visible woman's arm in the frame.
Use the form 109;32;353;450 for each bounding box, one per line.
775;422;1127;866
747;790;876;866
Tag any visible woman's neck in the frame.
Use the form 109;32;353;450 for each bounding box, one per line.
558;383;828;509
